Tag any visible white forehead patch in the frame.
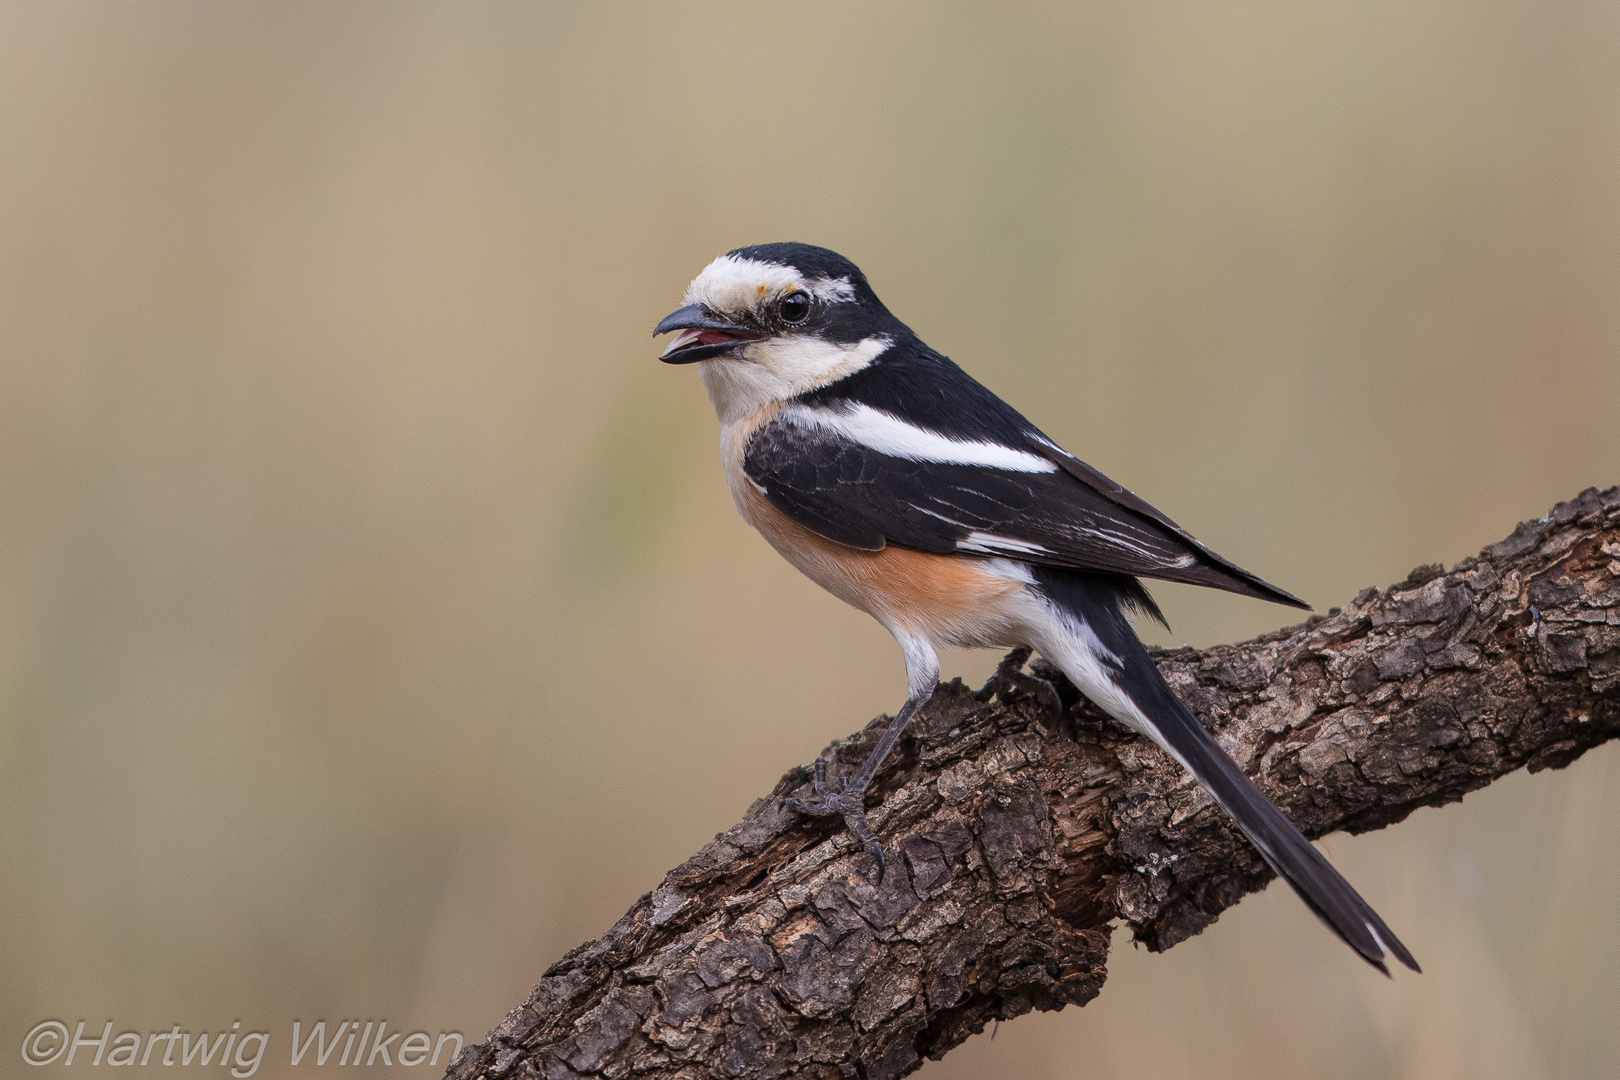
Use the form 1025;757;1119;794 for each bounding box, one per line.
683;254;856;315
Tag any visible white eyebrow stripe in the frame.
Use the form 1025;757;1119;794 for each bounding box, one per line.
684;254;856;312
810;277;856;302
781;402;1060;473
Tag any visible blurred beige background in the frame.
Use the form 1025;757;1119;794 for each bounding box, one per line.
3;2;1619;1078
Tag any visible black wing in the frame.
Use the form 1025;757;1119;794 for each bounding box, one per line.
743;408;1307;609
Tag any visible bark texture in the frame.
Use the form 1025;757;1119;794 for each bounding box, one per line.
448;487;1620;1080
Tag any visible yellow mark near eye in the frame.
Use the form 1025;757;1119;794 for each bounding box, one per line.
756;284;767;295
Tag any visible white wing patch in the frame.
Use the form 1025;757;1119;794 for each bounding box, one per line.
913;506;972;528
963;526;1192;569
781;402;1061;473
957;532;1055;557
684;254;855;315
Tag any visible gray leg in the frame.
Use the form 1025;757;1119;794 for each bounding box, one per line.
784;633;939;879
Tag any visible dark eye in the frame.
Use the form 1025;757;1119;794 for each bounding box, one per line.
779;291;811;324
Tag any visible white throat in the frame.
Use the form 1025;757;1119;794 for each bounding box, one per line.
699;334;893;425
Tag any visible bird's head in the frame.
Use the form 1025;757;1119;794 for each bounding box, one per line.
655;243;903;420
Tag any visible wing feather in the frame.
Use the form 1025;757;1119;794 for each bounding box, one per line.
743;411;1308;609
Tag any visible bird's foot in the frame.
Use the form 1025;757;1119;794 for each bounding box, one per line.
783;756;886;879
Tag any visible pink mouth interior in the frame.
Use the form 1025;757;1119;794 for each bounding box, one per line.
689;329;743;346
664;327;750;356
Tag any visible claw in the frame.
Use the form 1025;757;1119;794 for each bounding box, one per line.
781;785;886;881
781;679;936;888
865;840;886;883
1029;675;1066;729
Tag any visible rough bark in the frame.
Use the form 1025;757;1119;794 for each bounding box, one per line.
447;487;1620;1080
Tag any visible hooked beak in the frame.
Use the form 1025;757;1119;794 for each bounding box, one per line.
653;304;766;364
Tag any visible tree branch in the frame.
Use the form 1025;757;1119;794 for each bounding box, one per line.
448;487;1620;1080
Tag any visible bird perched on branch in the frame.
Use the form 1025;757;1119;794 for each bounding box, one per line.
654;242;1419;975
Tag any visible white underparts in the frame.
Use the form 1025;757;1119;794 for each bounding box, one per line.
975;558;1036;586
1019;597;1136;725
1012;591;1203;784
1018;596;1296;876
894;629;942;698
780;403;1060;473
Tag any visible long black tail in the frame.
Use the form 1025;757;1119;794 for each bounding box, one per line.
1035;569;1420;975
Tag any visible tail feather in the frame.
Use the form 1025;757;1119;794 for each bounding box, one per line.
1128;667;1419;974
1033;569;1419;974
